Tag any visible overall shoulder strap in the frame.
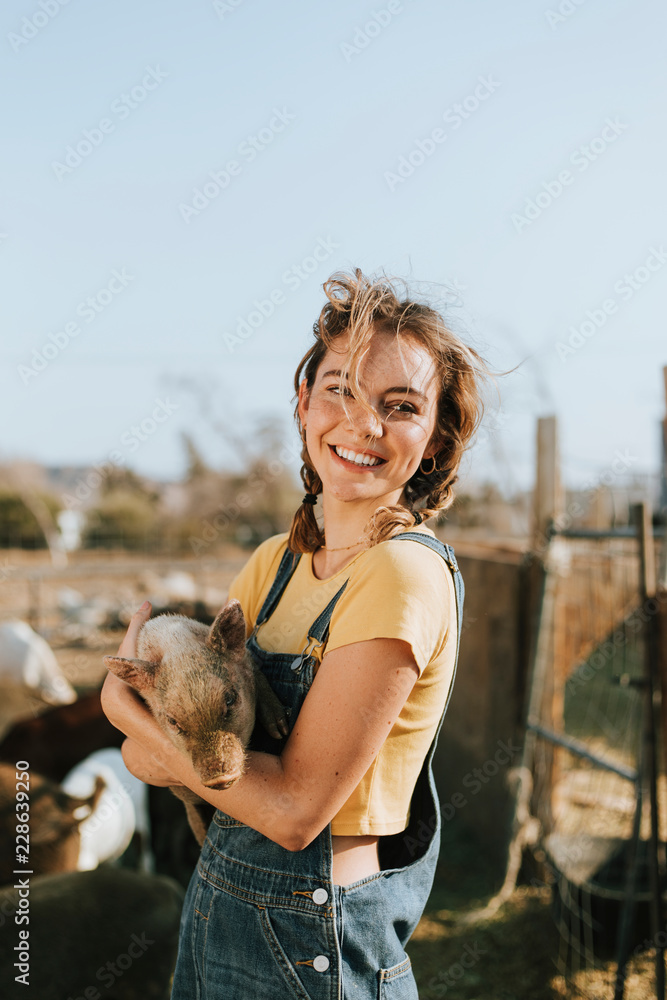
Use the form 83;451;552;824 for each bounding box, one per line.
291;577;349;673
306;579;349;645
254;546;301;628
302;532;465;675
390;531;465;727
390;530;460;575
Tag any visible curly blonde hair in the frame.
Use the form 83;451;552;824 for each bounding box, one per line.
287;268;496;553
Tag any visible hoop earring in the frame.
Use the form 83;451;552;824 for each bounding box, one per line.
419;455;437;475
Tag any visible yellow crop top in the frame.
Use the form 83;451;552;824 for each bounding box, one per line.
227;525;457;836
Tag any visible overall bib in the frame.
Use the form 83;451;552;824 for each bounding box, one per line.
171;531;464;1000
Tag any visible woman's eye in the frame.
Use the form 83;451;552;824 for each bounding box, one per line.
387;401;416;414
327;385;352;397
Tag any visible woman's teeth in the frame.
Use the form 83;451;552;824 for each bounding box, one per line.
334;446;383;467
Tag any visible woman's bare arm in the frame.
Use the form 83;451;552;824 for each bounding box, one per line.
101;605;419;851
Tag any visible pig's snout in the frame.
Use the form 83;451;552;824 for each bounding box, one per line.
191;731;246;790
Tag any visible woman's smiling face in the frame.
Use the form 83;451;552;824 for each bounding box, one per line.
298;329;441;506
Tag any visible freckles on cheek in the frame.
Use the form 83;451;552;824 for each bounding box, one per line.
315;395;340;417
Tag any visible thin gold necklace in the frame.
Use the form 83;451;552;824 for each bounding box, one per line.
321;538;367;552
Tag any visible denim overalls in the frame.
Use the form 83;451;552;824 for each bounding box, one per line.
171;531;464;1000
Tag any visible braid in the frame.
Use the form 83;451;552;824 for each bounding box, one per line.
287;436;325;553
366;461;459;542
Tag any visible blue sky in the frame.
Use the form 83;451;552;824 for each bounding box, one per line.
1;0;665;499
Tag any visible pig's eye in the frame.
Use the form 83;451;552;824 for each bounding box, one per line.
225;690;237;709
166;716;185;734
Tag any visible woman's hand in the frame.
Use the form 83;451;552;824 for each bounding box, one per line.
101;601;183;786
100;600;153;737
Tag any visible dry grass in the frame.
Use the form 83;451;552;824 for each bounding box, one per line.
411;823;661;1000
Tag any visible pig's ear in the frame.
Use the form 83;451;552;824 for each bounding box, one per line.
207;599;246;655
103;655;159;692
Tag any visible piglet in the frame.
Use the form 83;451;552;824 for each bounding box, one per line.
103;600;288;845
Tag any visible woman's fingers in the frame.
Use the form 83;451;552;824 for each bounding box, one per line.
101;670;150;735
117;601;152;658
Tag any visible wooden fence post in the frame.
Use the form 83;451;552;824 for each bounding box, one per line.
656;367;667;787
533;416;564;554
529;416;564;840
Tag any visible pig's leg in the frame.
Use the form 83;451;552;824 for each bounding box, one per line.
254;669;289;739
169;785;215;847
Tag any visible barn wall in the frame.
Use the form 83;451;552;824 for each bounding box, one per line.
431;545;529;875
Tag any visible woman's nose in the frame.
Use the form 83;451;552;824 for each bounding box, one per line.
344;399;383;437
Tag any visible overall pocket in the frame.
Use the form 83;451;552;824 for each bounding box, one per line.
378;956;418;1000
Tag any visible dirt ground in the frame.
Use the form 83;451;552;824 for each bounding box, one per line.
414;821;661;1000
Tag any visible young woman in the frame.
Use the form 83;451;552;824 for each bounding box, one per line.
101;269;491;999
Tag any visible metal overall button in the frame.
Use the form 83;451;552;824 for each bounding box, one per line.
311;888;328;904
295;954;330;972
